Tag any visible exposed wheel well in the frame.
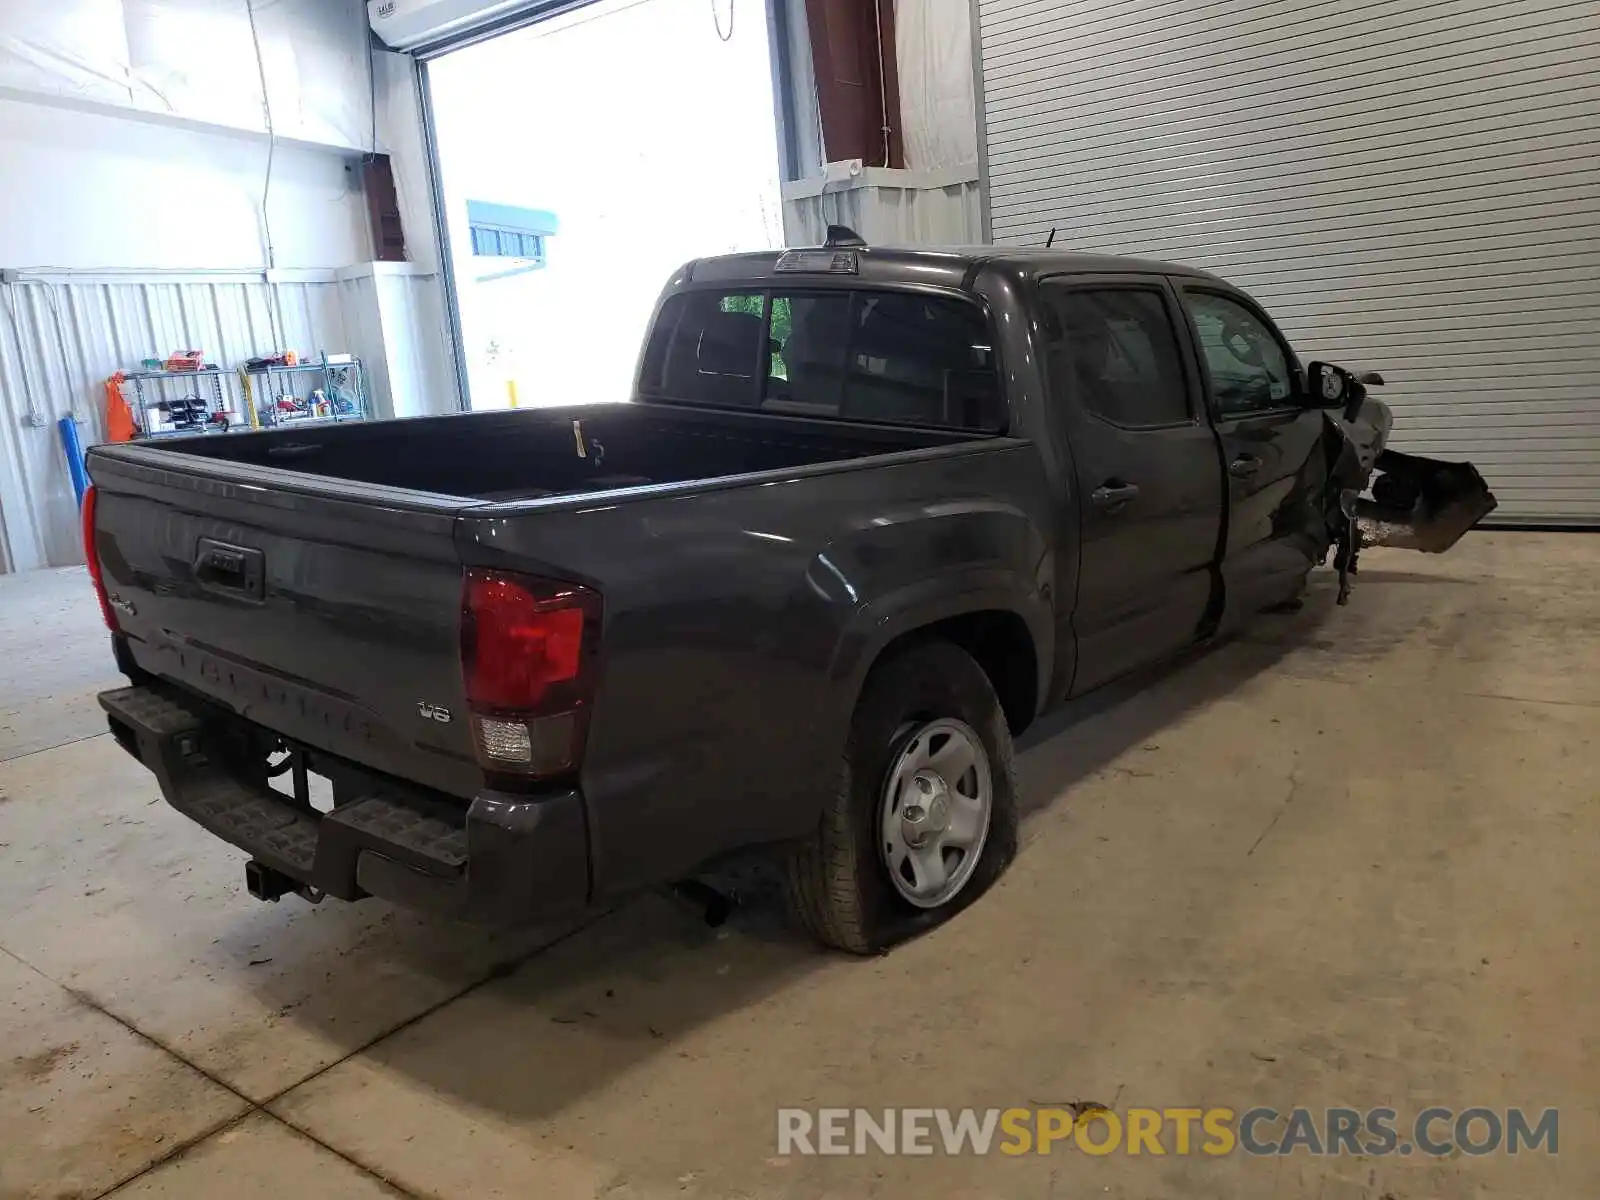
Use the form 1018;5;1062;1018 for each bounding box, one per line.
875;610;1039;735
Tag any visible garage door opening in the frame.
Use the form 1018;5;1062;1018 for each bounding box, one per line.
427;0;786;412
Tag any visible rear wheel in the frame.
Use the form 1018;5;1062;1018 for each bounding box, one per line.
782;641;1019;953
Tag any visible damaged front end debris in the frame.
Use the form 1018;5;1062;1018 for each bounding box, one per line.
1310;362;1498;605
1356;448;1499;553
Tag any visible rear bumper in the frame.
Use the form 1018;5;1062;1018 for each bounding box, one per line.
98;683;590;924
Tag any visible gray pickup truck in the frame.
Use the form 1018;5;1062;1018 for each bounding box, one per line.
86;235;1493;952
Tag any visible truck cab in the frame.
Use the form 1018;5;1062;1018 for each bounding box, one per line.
647;242;1332;700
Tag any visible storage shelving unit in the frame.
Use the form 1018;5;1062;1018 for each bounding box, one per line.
239;355;370;429
121;366;238;437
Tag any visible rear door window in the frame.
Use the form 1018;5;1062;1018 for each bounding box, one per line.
640;287;1003;432
1042;286;1191;427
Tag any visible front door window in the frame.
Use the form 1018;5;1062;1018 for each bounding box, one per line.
1184;292;1295;416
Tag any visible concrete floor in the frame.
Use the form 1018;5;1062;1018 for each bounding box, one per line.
1;534;1595;1199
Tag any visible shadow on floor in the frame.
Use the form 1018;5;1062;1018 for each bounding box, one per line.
253;582;1351;1124
1008;579;1340;817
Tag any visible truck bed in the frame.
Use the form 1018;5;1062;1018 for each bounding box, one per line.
86;401;1012;807
155;402;975;503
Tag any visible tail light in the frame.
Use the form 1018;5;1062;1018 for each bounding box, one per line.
460;569;601;779
82;484;119;632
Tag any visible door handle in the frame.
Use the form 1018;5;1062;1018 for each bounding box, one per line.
1228;454;1262;479
1090;481;1141;512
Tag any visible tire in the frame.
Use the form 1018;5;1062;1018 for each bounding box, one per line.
782;640;1019;954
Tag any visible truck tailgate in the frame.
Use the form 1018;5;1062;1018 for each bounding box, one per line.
89;447;483;799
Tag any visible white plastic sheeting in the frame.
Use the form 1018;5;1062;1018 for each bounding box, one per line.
0;275;346;573
0;0;372;151
895;0;978;171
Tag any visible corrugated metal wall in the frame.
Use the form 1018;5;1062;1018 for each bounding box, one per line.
976;0;1600;524
0;277;348;574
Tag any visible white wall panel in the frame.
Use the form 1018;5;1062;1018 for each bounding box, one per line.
0;98;370;273
976;0;1600;524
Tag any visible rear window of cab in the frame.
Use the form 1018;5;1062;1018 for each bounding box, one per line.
639;288;1005;433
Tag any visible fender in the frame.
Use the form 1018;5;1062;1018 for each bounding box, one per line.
828;563;1056;730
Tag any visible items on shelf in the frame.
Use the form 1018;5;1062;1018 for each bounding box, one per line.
102;350;370;439
154;398;230;431
163;350;207;372
243;350;300;370
138;351;215;372
238;353;369;428
111;354;240;438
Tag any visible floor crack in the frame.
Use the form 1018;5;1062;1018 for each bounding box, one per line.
1247;756;1301;857
3;921;602;1200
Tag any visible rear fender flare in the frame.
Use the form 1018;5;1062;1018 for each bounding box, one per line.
827;567;1054;737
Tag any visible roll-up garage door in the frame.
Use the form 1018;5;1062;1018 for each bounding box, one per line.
975;0;1600;524
370;0;566;55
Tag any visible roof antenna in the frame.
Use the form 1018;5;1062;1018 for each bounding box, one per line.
1045;226;1057;248
825;224;866;248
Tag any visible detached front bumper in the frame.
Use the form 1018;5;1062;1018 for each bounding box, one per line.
1358;448;1499;553
99;683;590;924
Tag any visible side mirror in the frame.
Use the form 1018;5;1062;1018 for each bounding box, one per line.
1307;360;1374;422
1305;361;1354;408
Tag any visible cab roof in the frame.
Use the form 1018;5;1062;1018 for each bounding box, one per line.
681;244;1230;292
